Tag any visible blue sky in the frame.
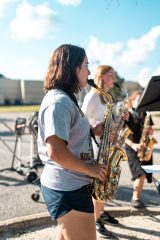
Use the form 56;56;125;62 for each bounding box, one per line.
0;0;160;87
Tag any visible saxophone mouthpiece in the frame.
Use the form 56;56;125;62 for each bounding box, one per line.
87;79;98;89
87;79;111;99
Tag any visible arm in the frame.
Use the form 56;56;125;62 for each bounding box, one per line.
125;138;142;152
91;122;103;136
46;135;107;181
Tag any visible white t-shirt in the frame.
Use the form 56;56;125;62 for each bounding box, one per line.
82;91;107;158
38;89;94;191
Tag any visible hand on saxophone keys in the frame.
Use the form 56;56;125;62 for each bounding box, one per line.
86;163;107;181
131;142;143;152
92;122;103;136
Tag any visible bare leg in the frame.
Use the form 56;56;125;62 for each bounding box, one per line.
132;175;145;200
93;198;105;220
55;224;65;240
58;210;96;240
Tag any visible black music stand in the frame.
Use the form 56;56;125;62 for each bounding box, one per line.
136;75;160;112
142;165;160;194
152;177;160;194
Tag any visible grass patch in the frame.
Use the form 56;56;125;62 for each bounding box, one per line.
0;105;40;113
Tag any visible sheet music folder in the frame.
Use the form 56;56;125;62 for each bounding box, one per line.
141;165;160;174
142;165;160;193
136;75;160;112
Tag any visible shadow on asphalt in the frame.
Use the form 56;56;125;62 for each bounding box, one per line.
117;215;160;238
115;221;160;239
115;186;160;206
0;131;15;136
0;118;14;122
0;173;28;186
151;215;160;223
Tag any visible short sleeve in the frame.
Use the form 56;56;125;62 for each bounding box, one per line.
44;101;72;143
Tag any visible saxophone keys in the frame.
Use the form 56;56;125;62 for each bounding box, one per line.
111;178;119;186
112;166;121;174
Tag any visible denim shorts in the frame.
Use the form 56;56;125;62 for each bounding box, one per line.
41;184;94;221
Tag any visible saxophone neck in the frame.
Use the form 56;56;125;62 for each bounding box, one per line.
87;79;113;103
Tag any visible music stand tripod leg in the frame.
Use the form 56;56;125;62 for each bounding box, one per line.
11;134;22;170
152;176;160;194
11;134;18;169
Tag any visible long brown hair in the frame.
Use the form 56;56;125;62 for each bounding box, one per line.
44;44;86;94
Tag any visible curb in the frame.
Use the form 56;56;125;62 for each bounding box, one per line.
0;212;51;234
1;207;160;235
106;206;160;217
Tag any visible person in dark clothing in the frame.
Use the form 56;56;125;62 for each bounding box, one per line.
125;91;154;208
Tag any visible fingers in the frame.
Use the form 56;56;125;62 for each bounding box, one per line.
133;144;138;152
133;143;143;152
109;132;115;142
93;122;103;136
87;163;108;181
98;167;107;181
94;164;107;181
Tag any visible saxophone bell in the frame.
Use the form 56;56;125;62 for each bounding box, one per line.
137;112;157;161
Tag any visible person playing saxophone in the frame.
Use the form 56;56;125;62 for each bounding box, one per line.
38;44;108;240
82;65;129;238
124;91;155;208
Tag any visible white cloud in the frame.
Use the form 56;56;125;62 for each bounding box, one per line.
137;65;160;88
137;67;151;88
86;26;160;82
57;0;81;6
121;26;160;67
87;35;122;67
87;26;160;70
0;0;18;17
10;1;57;41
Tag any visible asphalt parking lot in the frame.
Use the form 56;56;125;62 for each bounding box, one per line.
0;112;160;239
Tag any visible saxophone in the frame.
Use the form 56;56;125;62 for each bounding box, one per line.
87;79;127;201
112;87;132;148
137;112;157;161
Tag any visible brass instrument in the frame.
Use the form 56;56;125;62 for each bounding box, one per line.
117;126;133;147
137;112;157;161
112;88;132;148
87;79;127;201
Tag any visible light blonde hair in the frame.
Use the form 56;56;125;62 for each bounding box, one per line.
93;65;114;104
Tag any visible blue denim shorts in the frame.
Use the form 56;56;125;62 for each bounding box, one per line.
41;184;94;221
